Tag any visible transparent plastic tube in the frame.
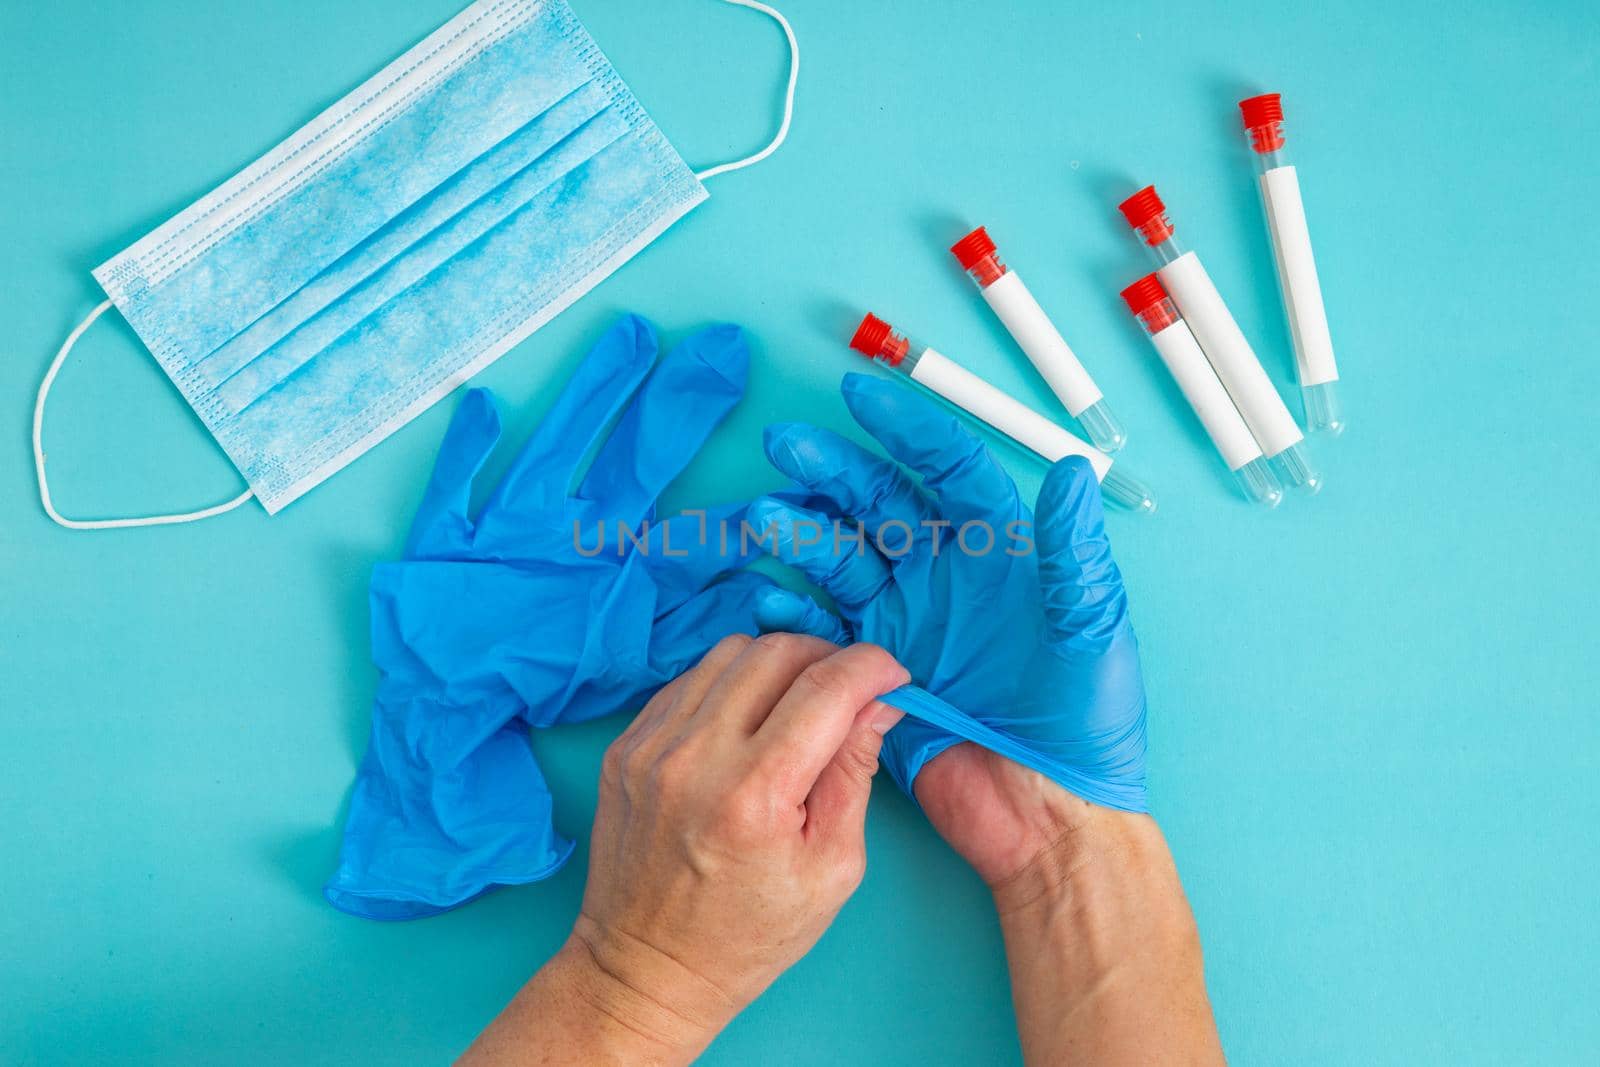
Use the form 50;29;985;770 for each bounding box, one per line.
848;313;1156;515
1117;184;1321;494
1100;467;1158;514
949;226;1127;452
1120;275;1282;507
1240;93;1343;436
1301;380;1342;436
1075;400;1125;454
1272;440;1322;495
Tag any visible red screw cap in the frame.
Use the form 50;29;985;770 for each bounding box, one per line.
849;312;910;366
1239;93;1284;130
1120;273;1168;316
849;312;893;358
1118;185;1166;231
949;226;997;271
1240;93;1286;153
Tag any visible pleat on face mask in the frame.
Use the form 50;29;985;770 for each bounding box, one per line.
34;0;799;527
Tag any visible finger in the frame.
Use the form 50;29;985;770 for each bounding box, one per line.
754;587;853;645
1036;456;1129;649
579;324;748;522
840;372;1023;527
692;631;842;738
480;315;657;523
403;388;502;559
747;496;892;613
753;643;910;802
802;698;904;852
762;422;930;533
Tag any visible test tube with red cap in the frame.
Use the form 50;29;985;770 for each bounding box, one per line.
1120;274;1283;507
848;312;1156;514
949;226;1127;453
1117;184;1321;493
1240;93;1343;436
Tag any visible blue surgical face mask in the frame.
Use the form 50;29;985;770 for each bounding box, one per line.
33;0;797;528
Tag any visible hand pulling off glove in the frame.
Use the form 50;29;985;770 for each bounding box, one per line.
327;316;774;919
751;373;1150;813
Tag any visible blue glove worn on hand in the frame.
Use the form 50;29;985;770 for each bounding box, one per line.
326;315;771;919
751;372;1148;812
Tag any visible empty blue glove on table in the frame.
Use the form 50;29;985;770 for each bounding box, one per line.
751;372;1149;813
327;315;772;920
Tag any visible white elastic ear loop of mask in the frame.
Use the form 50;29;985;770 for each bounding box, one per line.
33;299;254;530
692;0;798;181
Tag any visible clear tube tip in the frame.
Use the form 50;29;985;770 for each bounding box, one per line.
1302;381;1344;436
1233;456;1284;508
1273;441;1322;495
1076;399;1127;453
1101;466;1157;516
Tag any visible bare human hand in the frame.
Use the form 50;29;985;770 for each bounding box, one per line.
462;633;908;1066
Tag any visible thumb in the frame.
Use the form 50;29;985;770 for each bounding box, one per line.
1036;457;1129;649
804;699;904;851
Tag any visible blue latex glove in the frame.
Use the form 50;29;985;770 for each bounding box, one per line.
751;373;1148;812
326;315;772;919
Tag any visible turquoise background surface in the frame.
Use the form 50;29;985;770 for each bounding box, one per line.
4;0;1597;1061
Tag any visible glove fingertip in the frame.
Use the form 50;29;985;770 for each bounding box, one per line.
839;373;897;422
675;322;749;393
694;323;748;385
761;421;801;451
754;586;850;643
452;387;501;436
598;313;661;373
617;311;658;342
761;422;835;484
839;370;889;398
1038;456;1106;544
752;585;806;628
842;371;966;451
745;494;788;533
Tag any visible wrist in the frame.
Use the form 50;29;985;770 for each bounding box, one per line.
989;802;1162;920
987;808;1218;1064
991;805;1198;978
556;916;738;1065
984;789;1103;917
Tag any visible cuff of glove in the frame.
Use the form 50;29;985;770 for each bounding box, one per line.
879;685;1149;814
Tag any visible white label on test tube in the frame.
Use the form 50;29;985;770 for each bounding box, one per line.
1149;321;1262;472
1157;251;1303;457
908;348;1114;479
1261;166;1337;386
978;272;1103;417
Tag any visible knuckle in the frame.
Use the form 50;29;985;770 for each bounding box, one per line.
648;742;697;795
751;630;808;659
795;656;857;703
750;630;837;667
837;737;882;782
618;741;655;786
719;783;774;838
599;744;627;791
707;633;754;662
